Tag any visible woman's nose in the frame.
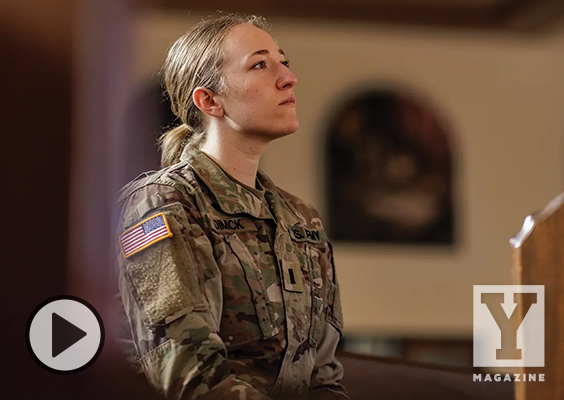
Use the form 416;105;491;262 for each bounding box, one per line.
277;68;297;90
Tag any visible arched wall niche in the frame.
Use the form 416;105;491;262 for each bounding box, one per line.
325;82;458;246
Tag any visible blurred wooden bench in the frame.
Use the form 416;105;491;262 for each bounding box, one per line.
510;193;564;400
337;350;513;399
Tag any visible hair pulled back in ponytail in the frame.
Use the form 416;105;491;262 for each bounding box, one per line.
158;13;269;167
159;124;191;168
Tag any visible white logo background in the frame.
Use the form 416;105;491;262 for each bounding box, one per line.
473;285;544;367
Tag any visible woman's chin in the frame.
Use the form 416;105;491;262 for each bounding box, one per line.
268;120;300;138
284;118;300;134
250;119;299;140
279;124;299;138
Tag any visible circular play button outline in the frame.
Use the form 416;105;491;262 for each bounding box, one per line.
26;295;105;374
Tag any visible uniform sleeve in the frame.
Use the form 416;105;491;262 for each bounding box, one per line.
308;244;349;400
116;186;273;400
307;324;348;400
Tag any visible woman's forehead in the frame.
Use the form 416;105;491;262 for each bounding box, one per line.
222;24;280;62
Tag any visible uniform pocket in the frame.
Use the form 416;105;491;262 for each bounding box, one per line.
303;241;344;344
326;280;344;335
325;242;344;335
223;233;279;340
305;244;327;346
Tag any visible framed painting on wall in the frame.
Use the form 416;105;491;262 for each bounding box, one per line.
326;88;455;245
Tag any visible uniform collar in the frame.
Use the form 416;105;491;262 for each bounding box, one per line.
180;146;299;227
257;169;301;229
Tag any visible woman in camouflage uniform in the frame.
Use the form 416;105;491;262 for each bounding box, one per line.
116;14;347;400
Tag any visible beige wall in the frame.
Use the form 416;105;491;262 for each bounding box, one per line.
133;13;564;337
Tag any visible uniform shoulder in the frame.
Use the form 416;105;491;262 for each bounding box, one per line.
118;163;198;203
117;162;202;227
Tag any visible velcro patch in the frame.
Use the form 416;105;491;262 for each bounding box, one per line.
288;224;328;243
119;212;173;258
280;259;305;293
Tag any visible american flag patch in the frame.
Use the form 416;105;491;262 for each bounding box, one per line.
119;213;173;258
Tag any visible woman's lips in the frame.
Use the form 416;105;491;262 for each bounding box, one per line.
279;95;296;106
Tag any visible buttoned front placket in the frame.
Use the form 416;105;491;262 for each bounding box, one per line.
181;147;316;398
262;183;316;399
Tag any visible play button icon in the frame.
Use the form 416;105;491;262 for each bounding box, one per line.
26;295;104;374
52;312;87;357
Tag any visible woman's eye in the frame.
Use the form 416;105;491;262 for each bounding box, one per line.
252;59;291;69
253;60;266;69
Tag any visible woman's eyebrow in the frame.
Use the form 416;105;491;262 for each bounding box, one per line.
246;48;286;60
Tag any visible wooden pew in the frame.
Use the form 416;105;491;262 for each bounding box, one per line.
338;350;513;400
510;193;564;400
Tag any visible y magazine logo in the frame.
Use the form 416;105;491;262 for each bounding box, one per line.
473;285;544;368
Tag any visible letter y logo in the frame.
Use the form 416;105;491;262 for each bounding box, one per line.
474;285;544;367
481;292;537;359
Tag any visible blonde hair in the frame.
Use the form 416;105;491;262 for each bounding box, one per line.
159;14;269;167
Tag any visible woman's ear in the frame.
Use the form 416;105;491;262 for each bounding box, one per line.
192;87;224;118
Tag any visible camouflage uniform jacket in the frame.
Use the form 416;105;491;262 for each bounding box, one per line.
116;146;347;400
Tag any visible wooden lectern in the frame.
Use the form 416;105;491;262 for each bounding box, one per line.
510;193;564;400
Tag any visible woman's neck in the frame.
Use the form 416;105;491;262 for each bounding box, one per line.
200;131;267;189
